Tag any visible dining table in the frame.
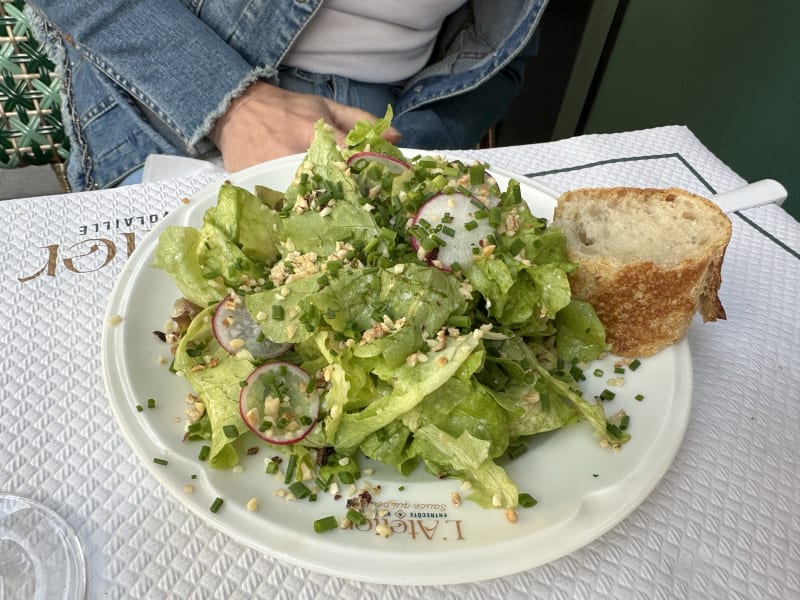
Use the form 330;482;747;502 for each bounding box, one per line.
1;124;798;600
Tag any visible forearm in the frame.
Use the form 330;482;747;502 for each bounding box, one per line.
27;0;268;150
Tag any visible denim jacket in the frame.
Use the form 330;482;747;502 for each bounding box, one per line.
28;0;547;191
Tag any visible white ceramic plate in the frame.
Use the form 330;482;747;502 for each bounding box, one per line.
102;152;692;585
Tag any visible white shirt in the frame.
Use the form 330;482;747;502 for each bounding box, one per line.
283;0;468;83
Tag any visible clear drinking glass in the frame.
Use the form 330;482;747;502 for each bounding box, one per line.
0;493;86;599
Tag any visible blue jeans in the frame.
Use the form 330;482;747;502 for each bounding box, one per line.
276;67;476;150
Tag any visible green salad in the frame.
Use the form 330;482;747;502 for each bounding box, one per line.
153;110;628;510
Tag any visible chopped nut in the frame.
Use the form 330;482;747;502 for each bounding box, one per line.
183;484;194;494
504;211;521;235
107;314;123;326
505;509;518;523
246;497;258;511
451;492;462;506
480;244;496;258
376;523;393;538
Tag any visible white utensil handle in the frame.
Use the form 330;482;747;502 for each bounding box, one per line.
712;179;787;213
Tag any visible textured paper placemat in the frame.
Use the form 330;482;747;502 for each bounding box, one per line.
1;126;798;599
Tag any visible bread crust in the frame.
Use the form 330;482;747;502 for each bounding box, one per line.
552;187;732;357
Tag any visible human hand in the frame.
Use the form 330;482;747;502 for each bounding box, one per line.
209;80;402;173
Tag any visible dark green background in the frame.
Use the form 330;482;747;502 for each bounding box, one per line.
580;0;799;220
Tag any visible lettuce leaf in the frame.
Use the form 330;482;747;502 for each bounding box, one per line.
344;105;404;159
333;331;483;453
173;306;255;469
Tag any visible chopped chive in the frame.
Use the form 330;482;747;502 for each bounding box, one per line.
598;389;616;401
593;368;604;377
363;237;379;253
284;455;297;484
265;460;279;474
271;305;285;320
198;445;210;461
308;493;318;502
346;509;367;526
518;493;538;508
430;234;447;247
473;209;488;220
418;237;437;252
464;220;479;231
191;474;197;480
606;422;623;438
614;366;625;374
447;315;471;328
135;404;144;412
147;397;156;409
222;424;239;439
288;481;312;499
153;457;168;466
441;225;456;237
314;515;339;533
508;239;525;256
469;164;485;185
488;206;502;227
315;475;332;489
209;497;224;513
338;471;355;485
629;359;642;371
569;365;585;381
635;393;645;401
508;442;528;460
620;415;631;430
259;420;272;432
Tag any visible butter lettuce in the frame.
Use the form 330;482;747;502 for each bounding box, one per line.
153;112;628;510
173;306;255;469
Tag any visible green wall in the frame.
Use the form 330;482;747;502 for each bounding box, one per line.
581;0;799;220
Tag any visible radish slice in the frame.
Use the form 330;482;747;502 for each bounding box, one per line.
346;151;410;174
239;362;320;445
212;293;290;360
411;192;498;270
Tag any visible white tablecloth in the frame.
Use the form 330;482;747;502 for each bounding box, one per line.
1;125;798;599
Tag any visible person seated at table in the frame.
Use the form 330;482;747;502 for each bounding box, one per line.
26;0;545;192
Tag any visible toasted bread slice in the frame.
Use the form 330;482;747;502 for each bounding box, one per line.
552;187;732;357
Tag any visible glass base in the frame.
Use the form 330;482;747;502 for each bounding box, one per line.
0;494;86;600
